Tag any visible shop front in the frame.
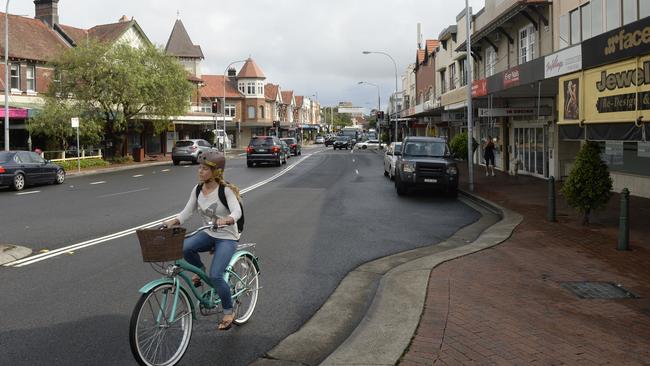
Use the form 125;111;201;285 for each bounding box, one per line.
557;16;650;197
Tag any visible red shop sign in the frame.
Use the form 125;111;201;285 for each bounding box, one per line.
0;108;28;118
472;79;487;97
503;67;520;88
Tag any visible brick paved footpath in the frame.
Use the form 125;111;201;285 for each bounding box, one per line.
399;167;650;366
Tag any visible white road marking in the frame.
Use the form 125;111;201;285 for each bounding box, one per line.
161;169;170;172
16;191;40;196
90;181;106;185
5;153;315;267
132;174;143;178
352;159;355;163
355;169;359;175
98;188;150;198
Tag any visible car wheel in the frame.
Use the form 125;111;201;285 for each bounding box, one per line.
362;145;367;150
395;177;407;196
447;187;458;198
55;169;65;184
389;167;395;181
247;161;253;168
384;167;389;177
173;159;180;166
12;173;25;191
276;158;282;167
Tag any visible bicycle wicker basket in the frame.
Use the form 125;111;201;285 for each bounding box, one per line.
136;227;187;262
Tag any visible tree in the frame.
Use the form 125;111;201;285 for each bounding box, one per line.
45;40;192;157
561;141;613;225
450;131;478;160
28;98;103;151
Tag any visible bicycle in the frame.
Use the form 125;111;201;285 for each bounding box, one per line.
129;223;260;366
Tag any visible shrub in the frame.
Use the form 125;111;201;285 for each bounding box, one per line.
54;158;109;171
561;141;613;225
110;156;134;164
450;131;478;160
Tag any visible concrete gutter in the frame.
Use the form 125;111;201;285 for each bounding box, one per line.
0;244;32;266
251;192;522;366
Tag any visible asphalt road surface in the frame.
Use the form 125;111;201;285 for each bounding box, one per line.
0;145;480;365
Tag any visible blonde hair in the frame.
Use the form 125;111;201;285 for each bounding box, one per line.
208;168;241;200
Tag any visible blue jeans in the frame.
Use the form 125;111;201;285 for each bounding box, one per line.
182;232;237;314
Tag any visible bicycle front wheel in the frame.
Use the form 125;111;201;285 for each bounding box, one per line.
129;283;193;366
230;255;259;325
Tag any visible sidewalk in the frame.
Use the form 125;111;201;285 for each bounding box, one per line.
400;166;650;365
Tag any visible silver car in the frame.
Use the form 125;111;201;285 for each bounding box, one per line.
172;139;213;165
383;142;402;180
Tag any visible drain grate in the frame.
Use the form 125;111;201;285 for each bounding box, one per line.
561;281;639;299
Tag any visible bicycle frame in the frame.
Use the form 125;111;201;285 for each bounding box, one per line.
138;249;259;321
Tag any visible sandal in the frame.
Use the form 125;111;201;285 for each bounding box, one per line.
192;275;202;288
218;314;234;331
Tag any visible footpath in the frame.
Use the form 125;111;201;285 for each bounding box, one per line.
400;166;650;366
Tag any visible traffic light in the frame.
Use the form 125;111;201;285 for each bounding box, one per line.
377;111;385;120
211;101;219;113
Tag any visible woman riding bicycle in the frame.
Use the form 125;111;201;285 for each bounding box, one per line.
163;150;242;330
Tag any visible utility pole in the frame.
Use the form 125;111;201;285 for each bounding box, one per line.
4;1;11;151
465;0;474;191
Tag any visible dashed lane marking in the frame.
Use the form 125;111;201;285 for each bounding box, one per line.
97;188;150;199
90;181;106;185
132;174;143;178
16;191;40;196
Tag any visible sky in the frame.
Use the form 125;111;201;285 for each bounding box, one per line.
12;0;484;112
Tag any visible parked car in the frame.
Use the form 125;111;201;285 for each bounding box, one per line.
332;136;351;150
355;139;381;150
0;151;65;191
315;136;325;144
394;137;458;197
280;140;291;160
280;138;302;156
246;136;288;167
172;139;213;165
383;142;402;180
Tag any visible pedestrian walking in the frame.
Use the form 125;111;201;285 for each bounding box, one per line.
483;136;496;177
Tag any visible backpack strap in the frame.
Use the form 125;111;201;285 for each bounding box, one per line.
218;184;230;211
195;183;203;199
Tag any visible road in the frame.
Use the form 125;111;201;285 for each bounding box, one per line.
0;145;480;365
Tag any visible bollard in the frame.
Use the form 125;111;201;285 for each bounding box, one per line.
547;176;556;222
618;188;630;251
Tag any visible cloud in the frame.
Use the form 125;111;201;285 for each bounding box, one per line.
11;0;485;110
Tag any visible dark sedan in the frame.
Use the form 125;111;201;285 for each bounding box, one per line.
280;138;301;156
0;151;66;191
332;136;351;150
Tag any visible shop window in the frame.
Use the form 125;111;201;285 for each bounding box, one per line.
247;105;256;119
26;65;35;91
622;0;637;25
606;0;621;31
10;64;19;90
559;14;569;49
592;0;604;36
519;24;536;64
486;47;496;76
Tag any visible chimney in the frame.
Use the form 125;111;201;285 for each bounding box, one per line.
227;67;237;77
34;0;59;28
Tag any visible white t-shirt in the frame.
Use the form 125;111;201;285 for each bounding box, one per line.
176;184;242;241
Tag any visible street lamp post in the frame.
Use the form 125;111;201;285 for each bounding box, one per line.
4;0;11;151
358;81;381;148
465;0;474;192
362;50;398;143
223;59;246;153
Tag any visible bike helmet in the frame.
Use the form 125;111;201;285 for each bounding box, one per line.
197;149;225;169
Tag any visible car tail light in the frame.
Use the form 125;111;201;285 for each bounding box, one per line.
0;166;4;173
291;144;296;148
272;146;281;153
246;146;254;154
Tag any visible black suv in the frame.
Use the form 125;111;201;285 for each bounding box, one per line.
246;136;288;167
332;136;351;150
394;137;459;197
280;138;301;156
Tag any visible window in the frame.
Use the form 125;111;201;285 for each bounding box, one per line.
592;0;604;36
200;102;212;113
238;82;245;93
10;64;19;90
571;9;581;45
581;3;592;41
259;106;264;119
622;0;637;25
642;0;650;18
519;24;536;64
258;82;263;95
225;104;236;117
606;0;621;31
486;47;496;76
459;58;467;86
247;82;255;95
560;14;570;49
247;105;256;119
439;70;446;93
26;65;35;91
448;63;456;90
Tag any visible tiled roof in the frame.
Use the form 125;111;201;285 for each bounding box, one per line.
187;73;203;83
295;96;304;108
58;24;88;45
200;75;243;99
425;40;439;54
87;21;132;43
281;91;294;105
165;19;204;59
265;83;279;101
417;50;426;64
0;12;70;62
238;58;266;79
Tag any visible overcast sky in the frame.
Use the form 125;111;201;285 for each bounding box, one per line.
13;0;484;111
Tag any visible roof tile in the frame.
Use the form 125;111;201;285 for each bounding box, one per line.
200;75;243;99
237;58;266;79
0;12;69;62
165;19;204;58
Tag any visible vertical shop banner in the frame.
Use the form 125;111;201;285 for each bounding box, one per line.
563;78;580;120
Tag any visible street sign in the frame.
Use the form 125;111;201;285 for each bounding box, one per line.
71;117;79;128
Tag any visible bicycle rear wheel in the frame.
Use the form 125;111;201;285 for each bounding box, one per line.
129;283;193;366
230;255;259;325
